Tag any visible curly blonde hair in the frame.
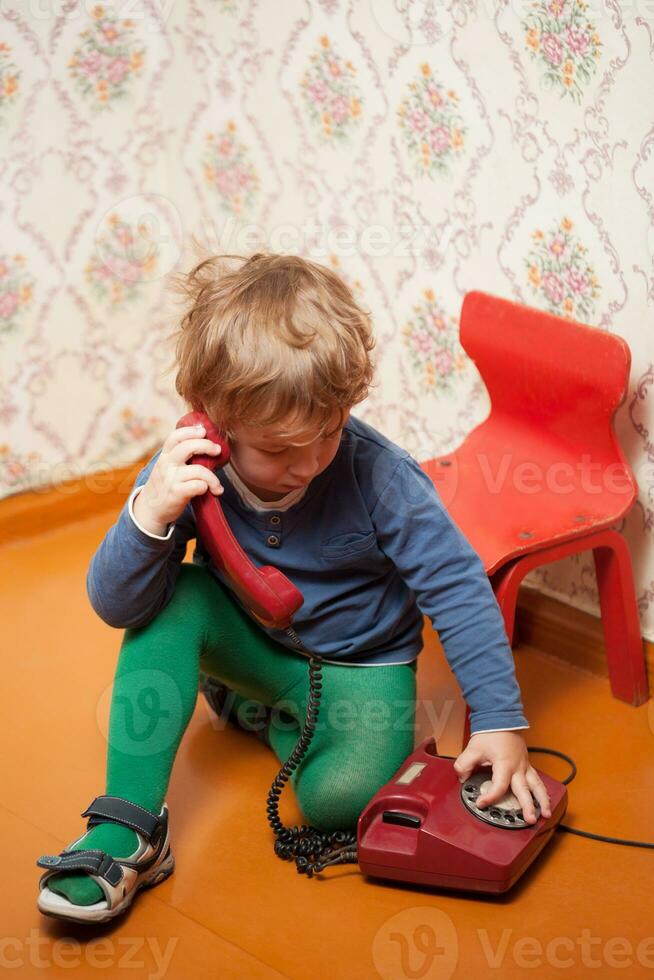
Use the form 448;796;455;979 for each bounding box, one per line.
165;248;376;440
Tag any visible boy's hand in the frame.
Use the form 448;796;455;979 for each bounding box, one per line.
453;731;552;824
134;423;224;534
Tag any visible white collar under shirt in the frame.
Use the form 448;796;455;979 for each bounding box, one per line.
222;461;308;513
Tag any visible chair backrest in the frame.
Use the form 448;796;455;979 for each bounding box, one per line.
460;291;631;446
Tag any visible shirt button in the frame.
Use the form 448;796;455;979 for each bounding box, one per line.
267;534;280;547
270;515;281;525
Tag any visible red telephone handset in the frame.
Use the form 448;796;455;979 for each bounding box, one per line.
176;410;304;630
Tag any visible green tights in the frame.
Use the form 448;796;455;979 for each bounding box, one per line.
47;563;417;906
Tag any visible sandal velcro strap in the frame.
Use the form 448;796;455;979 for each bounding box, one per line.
80;796;164;846
36;849;124;887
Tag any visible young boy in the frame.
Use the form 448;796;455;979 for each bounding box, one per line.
36;251;551;923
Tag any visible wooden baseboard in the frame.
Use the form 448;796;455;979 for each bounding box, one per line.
515;585;654;682
0;452;153;545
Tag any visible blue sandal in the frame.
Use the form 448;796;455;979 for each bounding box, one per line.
36;795;174;924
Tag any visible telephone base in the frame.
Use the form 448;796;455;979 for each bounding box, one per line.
357;737;567;894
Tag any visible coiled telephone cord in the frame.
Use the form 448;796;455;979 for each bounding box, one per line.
266;655;358;877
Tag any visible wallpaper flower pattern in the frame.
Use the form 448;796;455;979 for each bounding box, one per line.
0;41;20;120
398;65;465;178
523;0;602;103
68;9;145;110
300;36;362;142
203;123;260;216
1;2;653;644
85;212;158;309
525;218;600;321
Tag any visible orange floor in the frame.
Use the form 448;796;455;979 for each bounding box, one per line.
2;510;653;980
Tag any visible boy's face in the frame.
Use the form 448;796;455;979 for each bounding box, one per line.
227;408;351;502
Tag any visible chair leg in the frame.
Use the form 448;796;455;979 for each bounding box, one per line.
462;707;471;747
490;562;521;646
459;530;650;750
593;529;649;706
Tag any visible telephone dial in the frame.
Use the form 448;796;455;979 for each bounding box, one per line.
179;409;575;894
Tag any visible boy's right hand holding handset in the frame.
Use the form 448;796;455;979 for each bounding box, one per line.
133;422;224;537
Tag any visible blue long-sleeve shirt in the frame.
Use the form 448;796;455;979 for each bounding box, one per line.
87;413;529;735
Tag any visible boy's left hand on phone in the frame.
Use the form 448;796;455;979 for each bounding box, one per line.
453;730;552;824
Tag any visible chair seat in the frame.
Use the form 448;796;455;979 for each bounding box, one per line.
420;416;637;576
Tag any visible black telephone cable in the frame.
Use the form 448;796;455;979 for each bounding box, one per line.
266;655;358;876
525;747;654;850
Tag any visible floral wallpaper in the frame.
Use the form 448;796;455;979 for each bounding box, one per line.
1;1;653;644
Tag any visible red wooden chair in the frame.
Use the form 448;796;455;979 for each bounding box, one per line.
419;291;649;744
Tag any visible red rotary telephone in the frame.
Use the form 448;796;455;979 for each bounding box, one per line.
176;410;303;630
357;737;568;893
